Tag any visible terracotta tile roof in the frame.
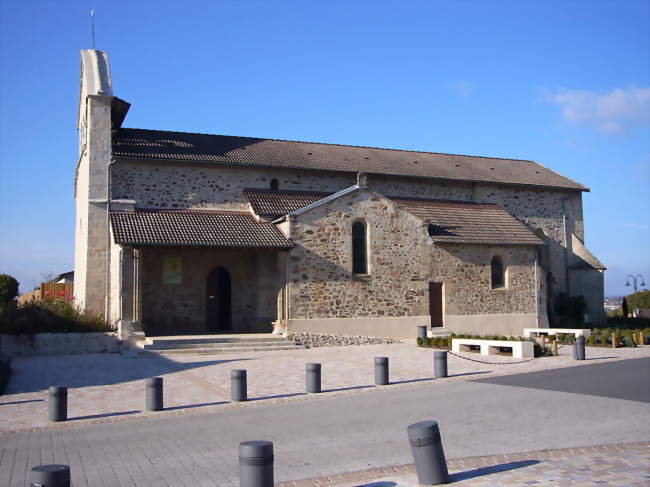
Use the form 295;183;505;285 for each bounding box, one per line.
110;210;292;248
390;196;543;245
113;128;588;192
244;189;542;246
244;189;332;217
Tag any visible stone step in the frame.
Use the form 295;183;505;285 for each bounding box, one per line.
146;336;290;346
146;345;307;355
144;340;296;350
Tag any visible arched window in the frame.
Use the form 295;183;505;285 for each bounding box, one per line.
352;221;368;274
270;179;279;190
491;256;505;289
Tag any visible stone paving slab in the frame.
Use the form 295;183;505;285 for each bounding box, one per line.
1;342;648;432
278;442;650;486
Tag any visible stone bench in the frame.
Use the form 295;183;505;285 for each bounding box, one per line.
523;328;591;339
451;339;534;359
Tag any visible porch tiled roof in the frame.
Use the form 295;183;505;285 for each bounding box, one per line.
112;128;588;191
110;210;292;248
244;188;331;217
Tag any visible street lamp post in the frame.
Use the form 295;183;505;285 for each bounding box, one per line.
625;274;646;292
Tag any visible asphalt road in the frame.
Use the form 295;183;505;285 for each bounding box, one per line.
1;358;649;486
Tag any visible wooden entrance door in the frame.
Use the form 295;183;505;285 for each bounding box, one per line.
429;282;443;327
206;266;231;331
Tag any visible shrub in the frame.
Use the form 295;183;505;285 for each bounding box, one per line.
417;337;423;346
623;336;637;348
0;274;19;315
0;298;111;335
587;335;595;345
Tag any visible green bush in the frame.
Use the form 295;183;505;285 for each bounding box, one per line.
0;298;111;335
0;274;19;315
623;336;637;348
416;337;423;346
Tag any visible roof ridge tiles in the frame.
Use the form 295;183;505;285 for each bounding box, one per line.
116;127;537;164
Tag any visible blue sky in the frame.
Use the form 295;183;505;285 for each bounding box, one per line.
0;0;648;296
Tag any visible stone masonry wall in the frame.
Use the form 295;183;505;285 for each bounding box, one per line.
287;190;431;319
431;244;537;315
140;247;283;335
112;160;588;311
286;189;537;321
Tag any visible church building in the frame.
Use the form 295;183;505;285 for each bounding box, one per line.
74;50;606;339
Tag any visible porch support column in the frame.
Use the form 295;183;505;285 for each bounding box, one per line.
120;246;135;321
133;248;143;322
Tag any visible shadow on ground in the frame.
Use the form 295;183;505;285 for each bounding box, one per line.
450;460;539;482
4;354;254;394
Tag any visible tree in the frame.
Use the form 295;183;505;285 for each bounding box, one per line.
0;274;19;314
622;297;629;318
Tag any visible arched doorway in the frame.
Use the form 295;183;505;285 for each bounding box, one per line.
206;266;231;332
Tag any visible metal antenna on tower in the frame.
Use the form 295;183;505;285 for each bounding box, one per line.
91;10;96;49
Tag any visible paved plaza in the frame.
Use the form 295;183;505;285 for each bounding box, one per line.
280;442;650;486
1;341;649;432
0;343;649;486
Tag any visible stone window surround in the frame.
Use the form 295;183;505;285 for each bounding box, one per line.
351;217;371;277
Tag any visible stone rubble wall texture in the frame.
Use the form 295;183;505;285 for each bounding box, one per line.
140;247;283;335
286;332;401;347
106;161;604;328
287;190;431;320
286;189;538;324
0;333;122;357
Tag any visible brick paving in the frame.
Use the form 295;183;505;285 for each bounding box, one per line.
278;442;650;486
1;342;648;432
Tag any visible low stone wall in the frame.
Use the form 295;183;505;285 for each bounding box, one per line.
287;332;401;348
0;333;123;357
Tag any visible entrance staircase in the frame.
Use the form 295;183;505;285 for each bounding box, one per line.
136;334;305;355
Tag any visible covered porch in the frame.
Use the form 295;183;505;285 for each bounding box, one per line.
109;209;292;336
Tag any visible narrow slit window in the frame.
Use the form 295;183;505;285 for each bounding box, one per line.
270;179;279;190
491;256;504;288
352;221;368;274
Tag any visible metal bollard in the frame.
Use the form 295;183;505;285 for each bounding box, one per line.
375;357;389;385
232;370;248;402
417;326;428;340
407;420;449;485
306;363;321;393
146;377;163;411
48;386;67;422
434;351;448;378
30;464;71;487
239;441;273;487
575;336;586;360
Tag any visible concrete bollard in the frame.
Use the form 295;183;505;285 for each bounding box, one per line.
434;351;448;378
575;336;586;360
239;441;273;487
306;363;321;393
417;326;428;341
146;377;163;411
407;420;449;485
375;357;389;385
612;333;618;349
232;370;248;402
30;464;71;487
48;387;67;422
552;340;558;356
